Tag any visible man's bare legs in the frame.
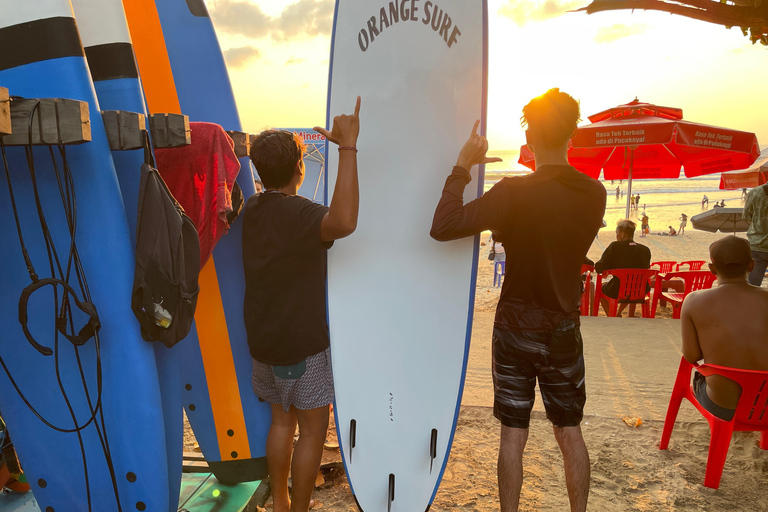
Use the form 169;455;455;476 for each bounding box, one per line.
498;425;529;511
498;425;590;511
267;404;298;512
266;404;330;512
553;425;590;512
290;405;330;512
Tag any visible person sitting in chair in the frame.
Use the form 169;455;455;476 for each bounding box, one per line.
595;219;651;316
681;236;768;420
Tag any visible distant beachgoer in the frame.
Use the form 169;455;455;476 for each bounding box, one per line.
743;188;748;198
488;233;506;263
743;184;768;286
640;213;649;237
629;195;635;208
681;236;768;421
679;213;687;235
254;178;263;194
616;186;620;199
595;219;651;317
431;89;603;512
668;226;677;236
702;195;709;208
714;201;721;208
721;200;726;207
635;194;641;209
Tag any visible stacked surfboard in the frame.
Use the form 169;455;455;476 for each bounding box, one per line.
0;0;270;510
0;1;168;510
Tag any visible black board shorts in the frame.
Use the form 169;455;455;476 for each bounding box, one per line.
492;320;586;429
693;372;735;421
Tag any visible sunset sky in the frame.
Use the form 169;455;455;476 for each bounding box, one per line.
205;0;768;154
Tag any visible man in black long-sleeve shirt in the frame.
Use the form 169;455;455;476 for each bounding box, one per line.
594;219;651;316
431;89;605;512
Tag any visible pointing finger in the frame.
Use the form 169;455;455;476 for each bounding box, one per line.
353;96;361;117
485;157;503;164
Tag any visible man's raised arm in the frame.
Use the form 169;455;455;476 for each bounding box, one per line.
315;97;361;242
430;120;502;241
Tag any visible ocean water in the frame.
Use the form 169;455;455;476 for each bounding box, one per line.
484;149;748;231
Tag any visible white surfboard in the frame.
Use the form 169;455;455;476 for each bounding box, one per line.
326;2;488;511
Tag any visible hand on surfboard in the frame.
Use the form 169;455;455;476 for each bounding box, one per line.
314;96;361;147
456;120;502;170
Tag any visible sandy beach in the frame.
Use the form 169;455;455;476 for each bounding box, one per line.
181;208;768;511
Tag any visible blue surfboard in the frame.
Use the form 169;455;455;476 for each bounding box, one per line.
153;0;270;484
0;1;167;510
71;0;186;509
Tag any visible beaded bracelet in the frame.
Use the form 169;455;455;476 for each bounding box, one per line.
338;146;358;152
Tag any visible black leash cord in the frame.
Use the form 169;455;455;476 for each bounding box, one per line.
0;102;124;511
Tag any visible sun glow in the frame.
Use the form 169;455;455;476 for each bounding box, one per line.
210;0;768;158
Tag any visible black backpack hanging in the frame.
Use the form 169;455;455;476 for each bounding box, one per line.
131;134;201;348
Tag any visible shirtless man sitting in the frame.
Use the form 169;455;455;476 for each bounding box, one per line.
681;236;768;420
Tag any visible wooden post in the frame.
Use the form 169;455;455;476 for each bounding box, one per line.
226;130;250;157
3;97;90;146
150;113;191;148
101;110;146;151
0;87;10;137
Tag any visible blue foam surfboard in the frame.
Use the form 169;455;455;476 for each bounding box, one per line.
153;0;270;483
70;0;186;509
0;1;167;511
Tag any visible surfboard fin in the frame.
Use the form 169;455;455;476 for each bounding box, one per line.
429;429;438;474
387;473;395;512
349;419;357;463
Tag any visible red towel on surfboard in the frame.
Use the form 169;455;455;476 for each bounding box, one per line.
155;122;241;268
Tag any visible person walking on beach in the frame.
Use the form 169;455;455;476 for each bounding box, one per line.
640;212;649;238
743;184;768;286
681;236;768;420
595;219;651;316
679;213;687;235
242;97;361;512
702;195;709;208
431;89;605;512
615;186;620;200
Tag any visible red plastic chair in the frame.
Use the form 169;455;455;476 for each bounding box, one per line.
580;264;594;316
676;260;706;271
660;357;768;489
651;261;677;274
592;268;657;317
652;270;717;319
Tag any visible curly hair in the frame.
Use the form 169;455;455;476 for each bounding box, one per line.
249;130;307;189
521;88;581;149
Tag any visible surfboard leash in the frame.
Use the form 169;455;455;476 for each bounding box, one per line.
0;100;123;511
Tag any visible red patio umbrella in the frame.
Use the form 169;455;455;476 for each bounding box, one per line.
719;149;768;190
519;99;760;217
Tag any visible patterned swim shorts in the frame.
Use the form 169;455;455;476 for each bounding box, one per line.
492;320;586;429
252;348;334;413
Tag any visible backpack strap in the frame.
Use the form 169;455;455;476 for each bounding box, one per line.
143;130;156;169
18;278;101;356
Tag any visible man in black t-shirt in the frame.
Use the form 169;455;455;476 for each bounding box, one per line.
242;97;361;512
595;219;652;316
431;89;604;512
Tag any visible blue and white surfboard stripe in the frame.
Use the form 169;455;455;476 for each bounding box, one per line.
0;0;167;510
